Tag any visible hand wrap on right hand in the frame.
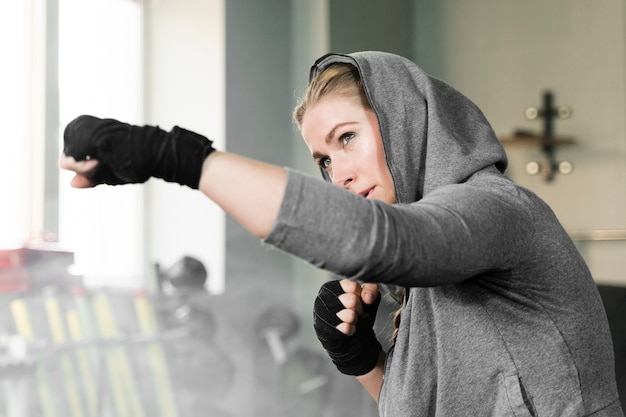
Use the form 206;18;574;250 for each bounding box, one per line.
313;280;382;376
63;115;215;189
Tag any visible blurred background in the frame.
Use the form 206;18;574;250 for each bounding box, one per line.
0;0;624;416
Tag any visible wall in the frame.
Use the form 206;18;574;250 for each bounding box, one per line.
224;1;300;415
329;0;414;57
143;0;226;294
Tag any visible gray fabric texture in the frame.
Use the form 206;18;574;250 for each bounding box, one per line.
264;51;623;416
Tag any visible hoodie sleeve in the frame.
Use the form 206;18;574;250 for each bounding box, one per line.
264;169;534;288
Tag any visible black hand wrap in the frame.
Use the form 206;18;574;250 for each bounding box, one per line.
313;280;382;376
63;115;215;189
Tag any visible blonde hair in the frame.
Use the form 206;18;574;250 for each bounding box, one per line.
293;63;371;129
391;292;405;345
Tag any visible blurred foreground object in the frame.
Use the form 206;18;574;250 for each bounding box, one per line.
156;256;208;295
0;246;81;292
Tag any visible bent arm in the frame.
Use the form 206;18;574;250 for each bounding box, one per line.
266;176;534;287
198;151;287;239
356;350;386;402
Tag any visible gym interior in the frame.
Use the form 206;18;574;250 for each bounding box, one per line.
1;1;625;416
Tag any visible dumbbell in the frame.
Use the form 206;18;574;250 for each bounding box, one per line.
255;307;299;364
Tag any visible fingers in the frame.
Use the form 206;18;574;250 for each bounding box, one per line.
59;154;99;188
70;175;94;188
338;292;363;314
336;321;356;336
339;279;361;294
336;308;358;324
338;280;379;304
360;282;380;305
335;279;379;336
59;154;99;172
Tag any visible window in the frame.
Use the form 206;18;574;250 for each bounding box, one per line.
0;0;144;287
0;1;33;248
1;0;225;292
58;0;144;288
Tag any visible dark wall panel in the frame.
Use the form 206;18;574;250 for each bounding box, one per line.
330;0;414;58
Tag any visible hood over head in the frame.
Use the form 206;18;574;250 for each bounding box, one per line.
309;51;508;204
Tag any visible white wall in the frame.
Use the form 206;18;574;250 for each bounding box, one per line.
143;0;225;293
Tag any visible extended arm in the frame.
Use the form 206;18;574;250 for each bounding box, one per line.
60;115;288;239
198;151;287;238
60;150;287;239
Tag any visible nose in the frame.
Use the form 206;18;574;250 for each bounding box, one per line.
330;155;355;189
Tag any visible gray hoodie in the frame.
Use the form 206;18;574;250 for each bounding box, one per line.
265;51;623;416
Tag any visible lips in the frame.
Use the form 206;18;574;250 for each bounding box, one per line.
360;187;374;199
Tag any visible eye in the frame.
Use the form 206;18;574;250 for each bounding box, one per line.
319;157;331;170
340;132;355;145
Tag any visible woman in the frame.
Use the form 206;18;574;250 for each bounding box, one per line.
61;51;623;416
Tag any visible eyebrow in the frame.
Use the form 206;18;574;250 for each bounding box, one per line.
311;121;357;160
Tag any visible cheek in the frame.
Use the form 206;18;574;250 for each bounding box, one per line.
354;142;380;173
373;139;391;177
359;143;393;186
374;140;396;201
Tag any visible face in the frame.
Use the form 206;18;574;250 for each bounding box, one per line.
301;95;396;204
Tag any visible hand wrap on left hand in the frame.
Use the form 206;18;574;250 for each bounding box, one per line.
313;280;382;376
